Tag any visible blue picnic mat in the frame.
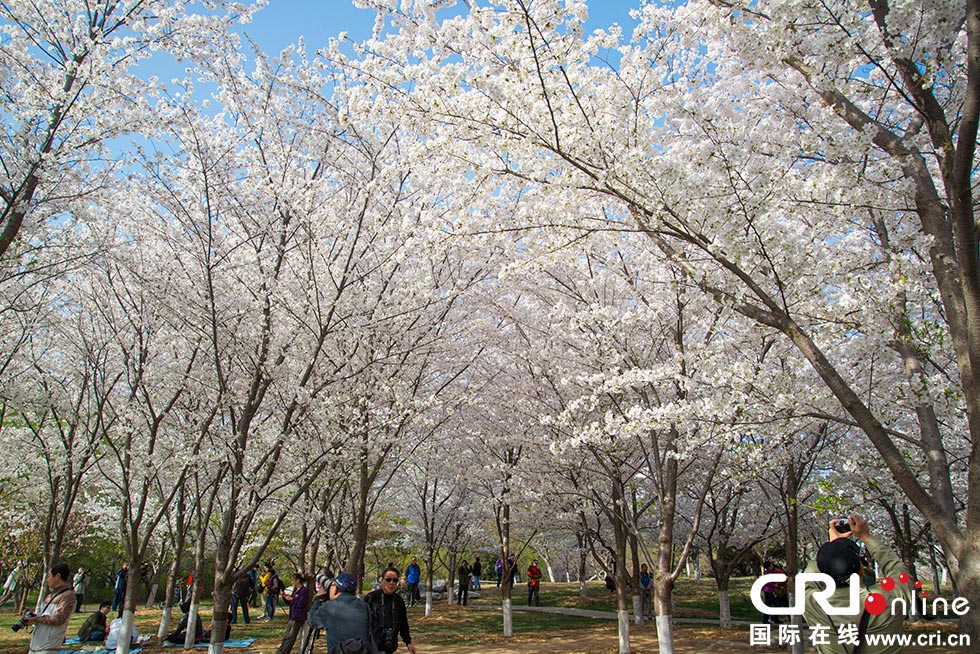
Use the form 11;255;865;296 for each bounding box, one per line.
60;648;142;654
162;638;256;648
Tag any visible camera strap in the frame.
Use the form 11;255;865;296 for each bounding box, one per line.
39;586;71;616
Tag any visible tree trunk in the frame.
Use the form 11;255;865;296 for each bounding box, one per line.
957;547;980;654
612;481;631;654
654;453;678;654
718;590;731;629
630;532;641;625
500;499;514;638
577;532;588;598
115;554;143;654
447;551;456;606
425;552;435;617
345;443;372;588
784;464;803;654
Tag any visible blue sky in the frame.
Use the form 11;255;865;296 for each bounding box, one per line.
240;0;642;53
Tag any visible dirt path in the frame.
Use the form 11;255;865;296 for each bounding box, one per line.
426;622;777;654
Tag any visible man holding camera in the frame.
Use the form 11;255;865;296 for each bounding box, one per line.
21;563;75;654
802;514;911;654
364;566;417;654
72;567;90;613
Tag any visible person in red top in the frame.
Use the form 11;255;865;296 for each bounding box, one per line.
526;561;543;606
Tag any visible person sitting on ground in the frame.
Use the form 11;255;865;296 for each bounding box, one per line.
78;601;111;642
165;600;204;644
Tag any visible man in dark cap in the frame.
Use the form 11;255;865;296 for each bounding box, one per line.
802;514;911;654
309;572;375;654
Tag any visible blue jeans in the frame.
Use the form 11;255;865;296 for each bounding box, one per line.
264;593;276;619
111;586;125;611
231;593;250;624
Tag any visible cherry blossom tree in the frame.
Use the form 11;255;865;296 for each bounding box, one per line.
347;1;979;647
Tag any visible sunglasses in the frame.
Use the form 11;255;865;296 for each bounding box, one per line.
383;577;398;582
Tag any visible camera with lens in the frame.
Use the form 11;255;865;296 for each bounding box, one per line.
833;519;851;534
382;626;397;651
11;611;35;632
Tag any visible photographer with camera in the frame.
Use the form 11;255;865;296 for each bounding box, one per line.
18;562;75;654
802;514;911;654
364;566;417;654
72;568;90;613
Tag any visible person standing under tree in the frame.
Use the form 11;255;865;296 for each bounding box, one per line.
471;557;482;591
0;563;18;607
405;557;421;608
365;566;418;654
456;560;471;606
310;573;374;654
22;563;76;654
275;573;309;654
261;562;281;621
638;563;653;620
111;564;128;615
230;569;252;625
526;560;542;606
72;567;89;612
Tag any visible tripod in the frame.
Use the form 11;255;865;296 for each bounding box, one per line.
299;626;322;654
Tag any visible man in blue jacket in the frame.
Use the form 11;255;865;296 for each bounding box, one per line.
405;558;421;607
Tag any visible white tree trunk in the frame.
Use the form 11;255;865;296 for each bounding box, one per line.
656;615;674;654
617;608;631;654
502;597;513;637
157;605;173;641
209;638;225;654
546;564;555;583
184;603;201;649
632;594;642;625
425;590;433;617
115;609;135;654
579;578;587;597
718;590;732;629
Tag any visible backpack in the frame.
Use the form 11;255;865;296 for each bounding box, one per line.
329;638;369;654
267;574;281;594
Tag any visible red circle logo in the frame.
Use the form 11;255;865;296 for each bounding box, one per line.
865;593;888;616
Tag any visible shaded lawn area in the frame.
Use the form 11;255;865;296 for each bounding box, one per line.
481;578;763;621
0;580;960;654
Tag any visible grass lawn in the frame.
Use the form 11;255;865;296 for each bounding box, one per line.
0;579;961;654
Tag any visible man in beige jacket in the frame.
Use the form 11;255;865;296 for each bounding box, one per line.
23;563;76;654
